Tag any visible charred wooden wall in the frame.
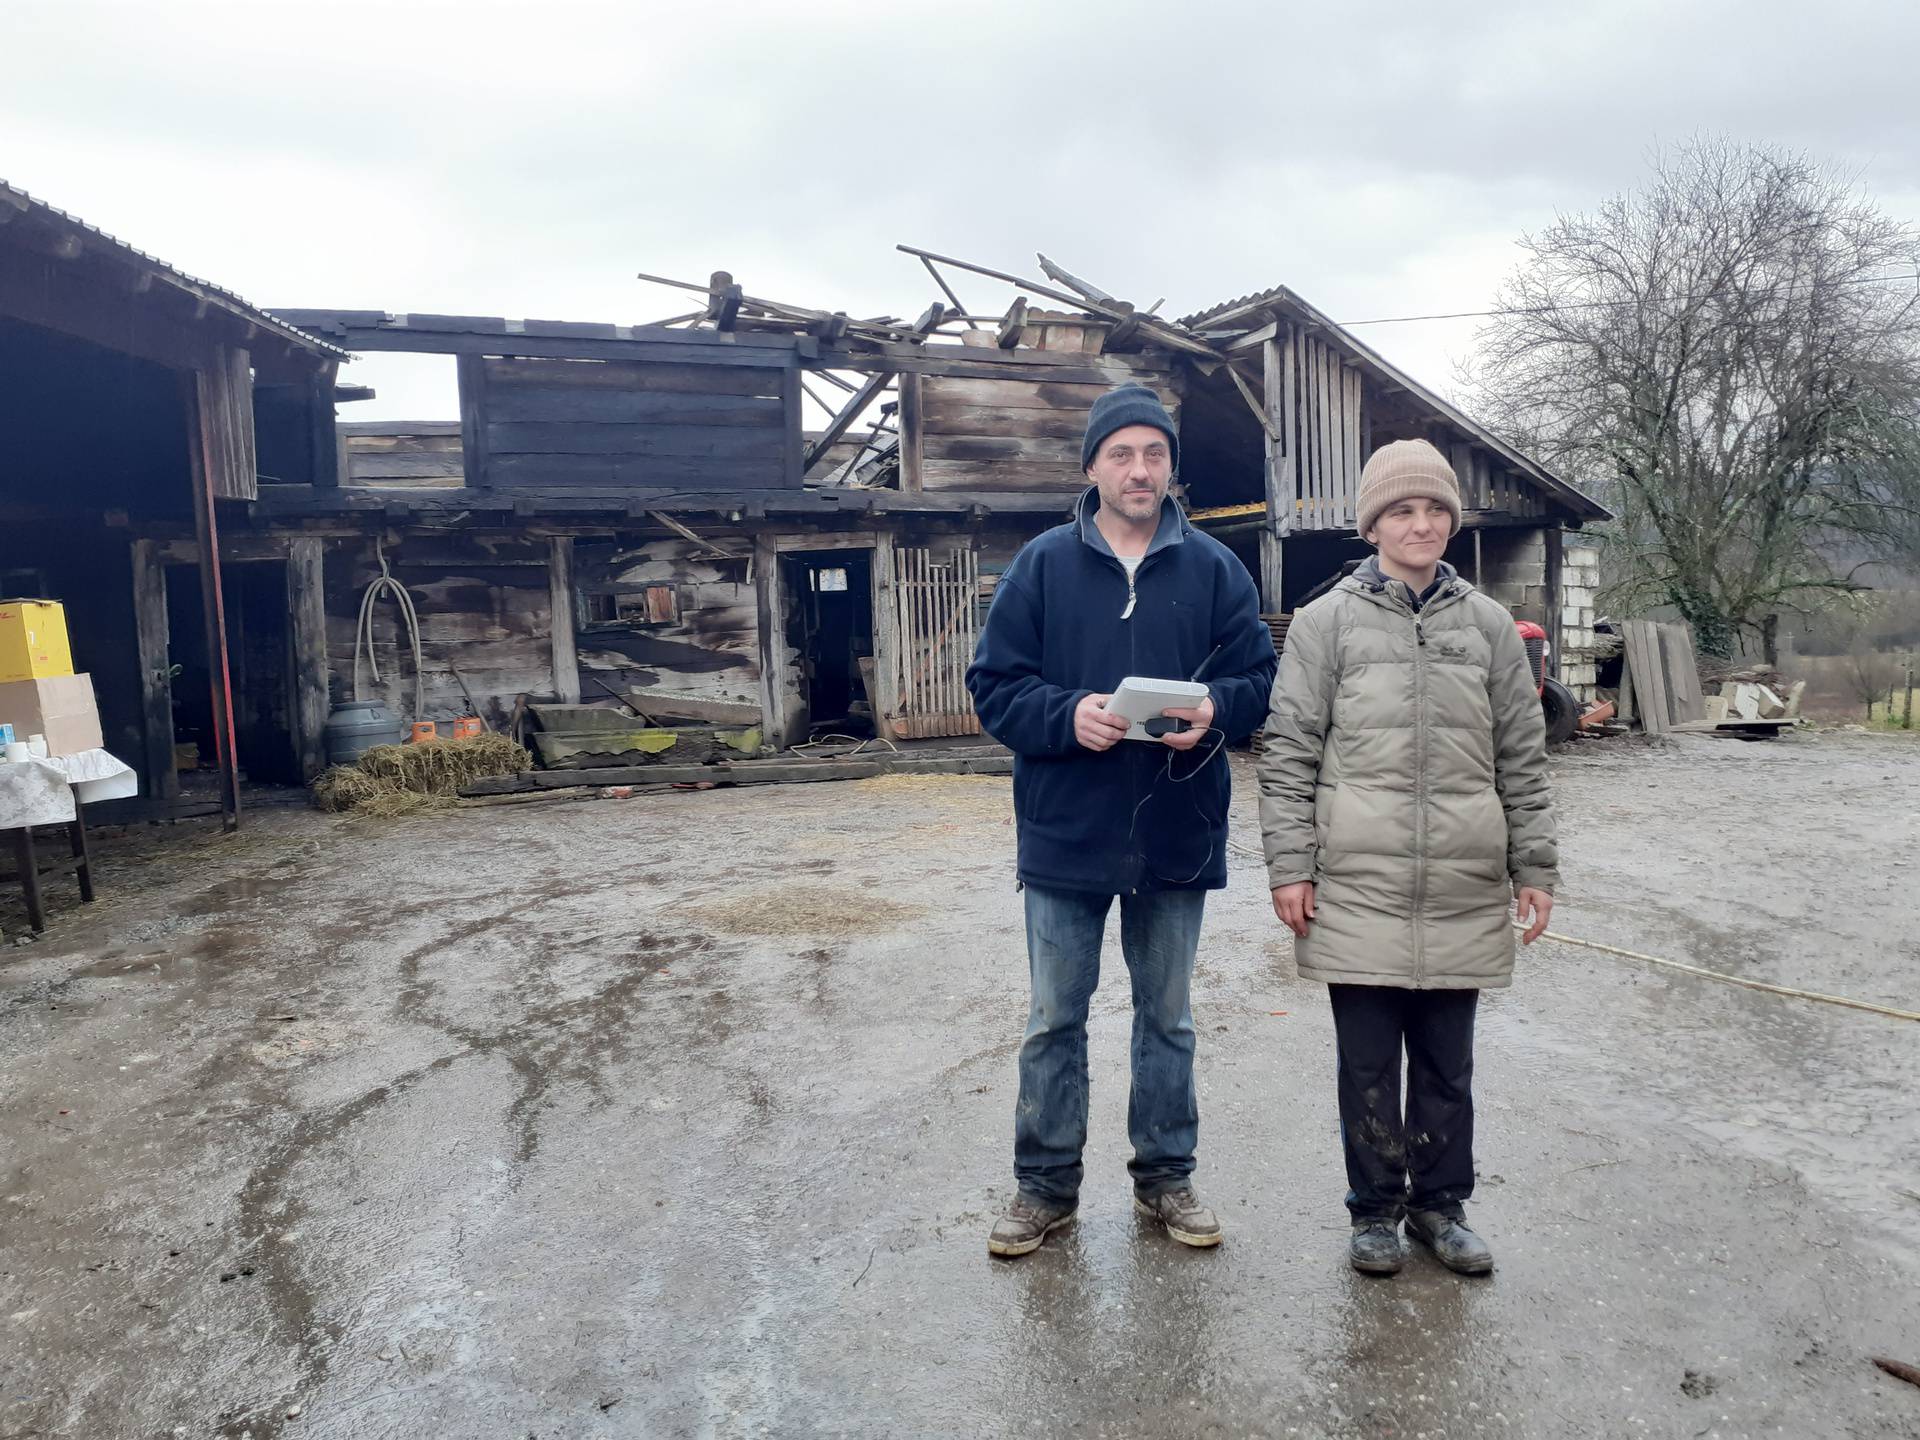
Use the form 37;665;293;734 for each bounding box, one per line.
469;356;801;491
322;533;557;729
572;537;761;711
907;357;1179;494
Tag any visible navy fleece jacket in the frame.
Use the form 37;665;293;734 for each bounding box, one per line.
966;489;1276;894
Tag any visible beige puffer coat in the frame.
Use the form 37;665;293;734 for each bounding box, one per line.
1257;568;1559;989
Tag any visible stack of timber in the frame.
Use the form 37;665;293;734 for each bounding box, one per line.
1248;613;1294;758
1262;613;1293;658
1617;620;1795;738
462;743;1013;797
523;702;761;769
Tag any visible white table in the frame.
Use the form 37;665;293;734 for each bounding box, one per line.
1;748;139;932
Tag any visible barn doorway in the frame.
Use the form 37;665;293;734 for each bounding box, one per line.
166;560;302;787
780;549;876;740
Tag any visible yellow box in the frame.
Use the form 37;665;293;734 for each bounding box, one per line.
0;599;75;683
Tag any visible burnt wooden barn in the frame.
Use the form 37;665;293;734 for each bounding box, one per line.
1;189;1607;818
0;180;349;828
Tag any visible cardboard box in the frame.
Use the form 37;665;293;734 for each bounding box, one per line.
0;673;103;757
0;599;76;683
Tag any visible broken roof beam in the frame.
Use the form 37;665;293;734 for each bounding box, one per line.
895;244;1223;362
704;271;743;330
801;304;944;471
918;254;968;315
1036;252;1117;307
995;297;1029;349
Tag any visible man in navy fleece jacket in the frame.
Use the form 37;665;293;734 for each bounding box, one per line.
966;383;1275;1257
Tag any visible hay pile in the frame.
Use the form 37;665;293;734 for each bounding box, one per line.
678;886;929;939
312;734;532;816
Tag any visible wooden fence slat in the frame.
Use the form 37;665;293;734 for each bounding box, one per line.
1282;326;1298;534
1346;367;1362;528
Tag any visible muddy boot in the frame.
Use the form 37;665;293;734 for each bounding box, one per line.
1405;1208;1493;1275
1132;1187;1222;1248
987;1193;1076;1258
1349;1220;1407;1276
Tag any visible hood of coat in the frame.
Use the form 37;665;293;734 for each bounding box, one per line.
1074;485;1191;566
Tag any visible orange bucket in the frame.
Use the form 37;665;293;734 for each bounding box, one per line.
452;716;483;740
409;721;438;743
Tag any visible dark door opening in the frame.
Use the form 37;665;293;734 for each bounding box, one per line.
781;550;875;740
166;561;302;787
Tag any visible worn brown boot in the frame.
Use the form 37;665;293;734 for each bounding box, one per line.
1132;1187;1222;1247
987;1193;1077;1258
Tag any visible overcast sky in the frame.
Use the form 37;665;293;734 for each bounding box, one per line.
4;0;1916;419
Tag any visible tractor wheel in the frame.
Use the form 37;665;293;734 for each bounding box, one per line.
1541;676;1580;746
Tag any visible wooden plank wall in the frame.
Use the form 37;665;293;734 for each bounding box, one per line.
323;534;555;728
1446;442;1545;519
199;344;258;501
478;356;798;491
572;537;761;712
1280;330;1361;532
341;421;464;488
916;369;1179;492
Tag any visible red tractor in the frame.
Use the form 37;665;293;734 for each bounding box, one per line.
1515;620;1581;746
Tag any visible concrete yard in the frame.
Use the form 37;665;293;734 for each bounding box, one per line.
3;731;1919;1439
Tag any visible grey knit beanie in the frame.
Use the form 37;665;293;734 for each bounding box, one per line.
1355;439;1463;538
1081;384;1179;472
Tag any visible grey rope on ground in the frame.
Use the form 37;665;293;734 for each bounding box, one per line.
1529;929;1920;1023
1226;835;1916;1022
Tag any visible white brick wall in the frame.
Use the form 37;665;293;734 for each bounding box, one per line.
1559;541;1602;702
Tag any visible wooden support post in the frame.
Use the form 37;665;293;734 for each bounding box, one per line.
753;534;790;749
457;353;489;488
548;537;581;704
287;537;329;779
898;373;924;491
130;538;179;804
1544;526;1564;680
870;532;901;740
309;363;341;489
1259;333;1290;611
781;366;805;486
186;371;241;832
995;297;1029;349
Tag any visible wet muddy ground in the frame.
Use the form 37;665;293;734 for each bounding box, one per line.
3;731;1918;1438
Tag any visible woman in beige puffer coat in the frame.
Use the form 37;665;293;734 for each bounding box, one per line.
1258;439;1559;1279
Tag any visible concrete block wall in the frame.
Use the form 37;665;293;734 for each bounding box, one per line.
1559;540;1601;700
1476;529;1548;630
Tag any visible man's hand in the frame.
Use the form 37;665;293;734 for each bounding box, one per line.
1158;693;1215;751
1272;881;1315;937
1074;692;1131;752
1515;887;1553;945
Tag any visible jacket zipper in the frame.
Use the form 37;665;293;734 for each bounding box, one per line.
1124;558;1140;893
1413;611;1428;984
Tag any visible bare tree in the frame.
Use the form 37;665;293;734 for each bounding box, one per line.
1465;138;1920;657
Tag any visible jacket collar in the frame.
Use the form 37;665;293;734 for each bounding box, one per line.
1344;554;1469;616
1074;485;1189;565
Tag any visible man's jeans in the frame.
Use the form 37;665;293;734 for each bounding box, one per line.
1014;884;1207;1206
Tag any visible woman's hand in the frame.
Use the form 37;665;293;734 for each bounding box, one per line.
1272;881;1316;938
1515;887;1553;944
